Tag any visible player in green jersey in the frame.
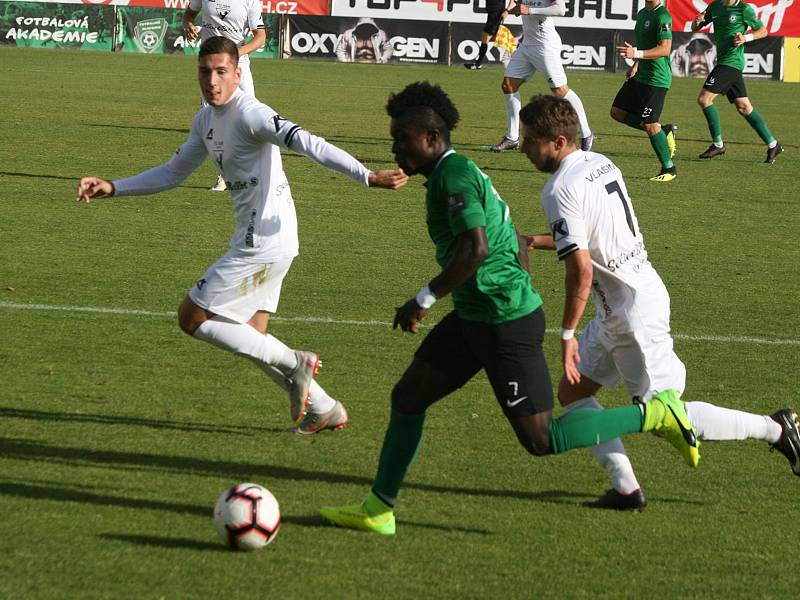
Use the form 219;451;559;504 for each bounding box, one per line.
318;82;700;535
692;0;783;163
613;0;678;182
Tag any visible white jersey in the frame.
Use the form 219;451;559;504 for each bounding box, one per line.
540;150;669;333
517;0;564;49
113;88;370;262
189;0;264;64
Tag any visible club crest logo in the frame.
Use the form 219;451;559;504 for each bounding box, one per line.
134;18;168;53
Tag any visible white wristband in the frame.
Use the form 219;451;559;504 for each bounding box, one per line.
744;33;754;42
415;286;437;309
560;328;575;341
633;49;644;59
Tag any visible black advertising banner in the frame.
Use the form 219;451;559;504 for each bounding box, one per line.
286;15;448;64
616;31;783;80
557;26;615;72
452;25;614;70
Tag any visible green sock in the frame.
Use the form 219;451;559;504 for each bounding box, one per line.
622;113;645;130
549;405;644;454
649;130;673;169
744;109;776;144
372;409;425;505
702;105;723;144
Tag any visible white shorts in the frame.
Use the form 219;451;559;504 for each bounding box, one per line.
577;317;686;401
188;253;293;323
504;43;568;89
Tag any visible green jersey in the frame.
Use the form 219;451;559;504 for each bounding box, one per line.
704;0;763;71
424;150;541;324
633;3;673;89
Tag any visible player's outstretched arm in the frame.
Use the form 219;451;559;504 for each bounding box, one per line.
76;177;114;203
240;28;266;57
525;232;556;251
368;169;408;189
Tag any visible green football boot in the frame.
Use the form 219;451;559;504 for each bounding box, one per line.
320;491;396;536
644;389;700;469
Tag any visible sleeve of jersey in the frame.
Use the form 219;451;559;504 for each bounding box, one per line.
545;187;587;261
113;117;208;196
246;107;370;186
529;0;566;17
659;14;673;39
744;5;763;30
248;0;265;30
443;171;486;237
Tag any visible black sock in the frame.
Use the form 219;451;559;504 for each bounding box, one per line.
476;42;488;66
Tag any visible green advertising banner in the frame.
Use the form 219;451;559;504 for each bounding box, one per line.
1;2;113;51
115;7;280;58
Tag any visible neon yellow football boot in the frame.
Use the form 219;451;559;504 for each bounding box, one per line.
644;389;700;468
320;491;396;535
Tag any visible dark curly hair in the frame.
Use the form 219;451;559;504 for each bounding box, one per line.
386;82;460;143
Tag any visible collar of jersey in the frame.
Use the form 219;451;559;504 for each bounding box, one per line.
212;88;242;114
558;148;585;171
427;148;456;180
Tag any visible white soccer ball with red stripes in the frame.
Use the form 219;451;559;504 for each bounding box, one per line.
213;483;281;551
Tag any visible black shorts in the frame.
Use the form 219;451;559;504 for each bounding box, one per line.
415;307;554;417
484;0;505;36
703;64;747;102
612;78;668;124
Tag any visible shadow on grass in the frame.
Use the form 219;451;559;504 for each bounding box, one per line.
0;437;705;507
0;407;273;436
99;533;228;552
84;123;190;135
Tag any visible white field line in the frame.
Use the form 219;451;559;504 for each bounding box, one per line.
1;301;799;346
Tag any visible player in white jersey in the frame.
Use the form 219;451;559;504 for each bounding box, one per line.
76;37;409;434
518;95;800;508
489;0;593;153
183;0;265;191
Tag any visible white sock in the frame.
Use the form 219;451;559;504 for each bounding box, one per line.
505;92;521;141
685;401;781;443
714;140;724;148
768;140;778;149
193;317;298;372
564;397;641;494
563;89;592;139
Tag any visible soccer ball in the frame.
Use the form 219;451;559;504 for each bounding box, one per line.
213;483;281;551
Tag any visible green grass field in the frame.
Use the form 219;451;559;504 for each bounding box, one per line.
1;47;798;599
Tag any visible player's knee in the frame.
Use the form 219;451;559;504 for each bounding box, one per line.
644;123;660;136
522;431;552;457
697;95;710;108
609;107;624;122
501;80;515;94
390;380;417;413
178;312;199;336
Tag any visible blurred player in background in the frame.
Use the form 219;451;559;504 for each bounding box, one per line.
76;37;408;435
183;0;266;191
490;0;593;153
613;0;678;182
692;0;783;162
521;95;800;510
319;82;699;535
463;0;508;70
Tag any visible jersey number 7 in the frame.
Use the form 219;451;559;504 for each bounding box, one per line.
605;180;636;237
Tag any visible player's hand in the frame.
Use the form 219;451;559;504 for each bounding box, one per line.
616;42;636;60
368;169;408;190
511;3;529;16
692;13;706;30
393;298;428;334
733;32;747;46
561;337;581;385
76;177;114;203
184;21;199;42
525;235;537;252
626;65;637;80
